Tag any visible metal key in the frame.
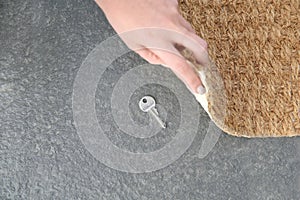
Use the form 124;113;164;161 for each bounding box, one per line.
139;96;166;129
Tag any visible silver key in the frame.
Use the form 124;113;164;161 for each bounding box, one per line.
139;96;166;129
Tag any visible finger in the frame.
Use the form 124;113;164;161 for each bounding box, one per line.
178;15;196;33
153;46;206;94
186;31;208;50
171;30;210;66
136;48;165;65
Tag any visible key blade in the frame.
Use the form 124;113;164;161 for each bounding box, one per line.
149;109;166;129
152;107;159;115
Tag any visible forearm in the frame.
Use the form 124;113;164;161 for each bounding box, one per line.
94;0;103;8
95;0;120;14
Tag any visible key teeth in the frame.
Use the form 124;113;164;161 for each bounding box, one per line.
153;108;159;115
149;108;166;129
156;108;166;129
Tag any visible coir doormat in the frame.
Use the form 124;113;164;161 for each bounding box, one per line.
179;0;300;137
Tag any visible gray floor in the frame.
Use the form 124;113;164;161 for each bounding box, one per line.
1;0;300;199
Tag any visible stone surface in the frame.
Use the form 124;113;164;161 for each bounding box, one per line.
1;0;300;199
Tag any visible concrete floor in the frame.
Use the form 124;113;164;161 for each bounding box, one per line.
1;0;300;199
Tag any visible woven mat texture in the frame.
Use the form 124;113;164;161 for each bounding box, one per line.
179;0;300;137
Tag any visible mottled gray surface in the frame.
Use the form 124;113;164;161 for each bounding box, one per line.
1;0;300;199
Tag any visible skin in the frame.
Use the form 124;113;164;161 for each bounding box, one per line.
95;0;209;94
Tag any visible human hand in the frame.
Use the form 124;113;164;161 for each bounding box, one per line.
96;0;209;94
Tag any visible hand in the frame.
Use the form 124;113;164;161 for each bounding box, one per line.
96;0;209;94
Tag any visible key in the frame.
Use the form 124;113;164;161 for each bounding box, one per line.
139;96;166;129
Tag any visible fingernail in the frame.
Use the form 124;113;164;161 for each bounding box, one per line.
197;85;206;95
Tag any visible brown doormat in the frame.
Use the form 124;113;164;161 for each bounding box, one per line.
178;0;300;137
